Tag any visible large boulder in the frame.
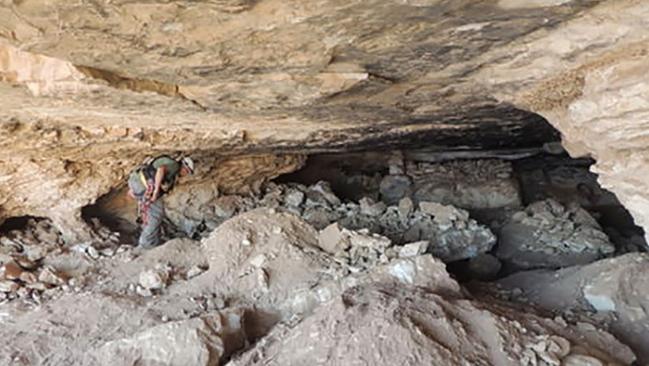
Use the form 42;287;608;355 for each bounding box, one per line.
94;310;246;366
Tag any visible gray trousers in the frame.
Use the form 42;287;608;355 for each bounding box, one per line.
138;198;164;248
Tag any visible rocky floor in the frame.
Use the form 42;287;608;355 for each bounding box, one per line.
1;156;647;365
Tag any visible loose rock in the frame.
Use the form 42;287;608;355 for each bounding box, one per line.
496;199;614;269
139;268;170;290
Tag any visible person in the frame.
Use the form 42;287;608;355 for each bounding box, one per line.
127;155;194;248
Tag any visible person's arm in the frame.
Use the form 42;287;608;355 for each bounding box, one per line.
151;165;166;201
127;187;136;200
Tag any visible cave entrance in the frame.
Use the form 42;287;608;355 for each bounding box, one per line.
61;107;645;283
0;216;64;247
0;216;37;233
81;187;139;244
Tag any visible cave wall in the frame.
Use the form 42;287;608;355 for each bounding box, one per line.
1;0;649;243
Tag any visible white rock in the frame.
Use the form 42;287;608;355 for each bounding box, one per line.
139;269;169;290
87;246;100;260
359;197;387;217
318;223;350;254
249;254;267;268
38;267;65;286
398;197;414;218
0;280;19;293
284;190;305;207
136;285;153;297
562;354;604;366
398;241;429;258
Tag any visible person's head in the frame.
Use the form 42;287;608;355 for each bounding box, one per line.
180;157;194;177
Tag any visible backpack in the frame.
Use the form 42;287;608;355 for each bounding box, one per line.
127;155;176;199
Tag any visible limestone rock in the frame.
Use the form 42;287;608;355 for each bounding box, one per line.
419;201;470;226
0;280;19;293
306;181;341;207
397;197;414;218
38;266;65;286
186;265;207;279
359;197;387;217
398;241;429;258
284;190;305;207
318;223;347;256
139;268;170;290
95;311;246;366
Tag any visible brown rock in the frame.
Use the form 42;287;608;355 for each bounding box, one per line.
1;260;23;280
318;223;350;254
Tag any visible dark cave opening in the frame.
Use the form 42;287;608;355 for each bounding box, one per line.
0;216;36;233
81;187;139;244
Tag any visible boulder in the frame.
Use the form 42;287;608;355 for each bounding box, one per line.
379;175;413;205
95;310;246;366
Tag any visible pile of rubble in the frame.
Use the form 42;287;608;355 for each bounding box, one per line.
496;199;615;269
166;181;497;263
0;218;123;304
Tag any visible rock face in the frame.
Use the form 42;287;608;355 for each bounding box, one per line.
496;199;614;269
2;0;649;243
410;159;521;210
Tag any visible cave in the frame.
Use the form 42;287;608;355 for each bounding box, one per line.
0;216;36;233
2;0;649;365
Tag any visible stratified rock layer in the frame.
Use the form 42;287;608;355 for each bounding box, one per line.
3;1;649;243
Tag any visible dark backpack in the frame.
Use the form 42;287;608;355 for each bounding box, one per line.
127;155;176;199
